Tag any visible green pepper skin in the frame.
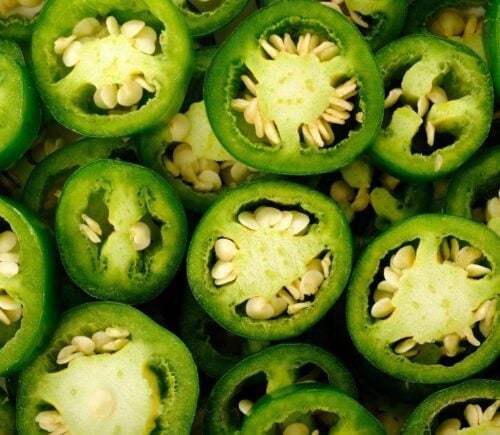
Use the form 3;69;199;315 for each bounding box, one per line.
401;379;500;434
187;180;353;340
16;301;199;435
55;159;187;304
171;0;250;37
241;383;384;435
347;214;500;385
30;0;194;137
485;0;500;99
0;51;41;170
0;388;16;435
260;0;408;51
445;146;500;235
21;136;138;228
0;196;57;376
204;0;384;175
370;35;493;181
205;343;357;435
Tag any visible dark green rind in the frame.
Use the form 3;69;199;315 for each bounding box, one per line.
484;0;500;99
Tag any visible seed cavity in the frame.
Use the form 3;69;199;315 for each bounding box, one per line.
436;400;500;435
53;15;158;112
231;32;360;148
0;230;20;278
0;0;44;19
56;327;130;365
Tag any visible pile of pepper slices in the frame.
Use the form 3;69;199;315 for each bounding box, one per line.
0;0;499;433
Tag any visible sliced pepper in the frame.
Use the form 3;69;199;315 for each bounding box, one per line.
55;159;187;304
401;379;500;434
347;214;500;384
240;383;384;435
204;0;384;175
0;49;40;170
370;34;493;181
204;343;357;434
187;179;353;340
16;301;199;434
30;0;194;137
445;146;500;235
0;196;57;376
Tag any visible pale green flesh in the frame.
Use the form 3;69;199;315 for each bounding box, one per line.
380;106;422;153
401;58;445;103
370;187;408;222
0;60;22;147
373;236;496;344
39;342;159;435
218;222;325;305
53;35;164;96
459;421;500;434
244;50;352;150
340;158;373;189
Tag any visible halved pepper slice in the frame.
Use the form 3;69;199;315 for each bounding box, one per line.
241;383;384;435
204;343;357;434
0;196;57;376
370;35;493;181
55;159;187;304
204;0;384;175
347;214;500;384
187;179;353;340
30;0;193;137
16;301;199;434
401;379;500;434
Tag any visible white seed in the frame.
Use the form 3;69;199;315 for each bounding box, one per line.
464;403;482;427
376;280;398;293
371;297;395;318
0;294;20;310
102;338;129;352
135;76;155;93
426;121;436;146
92;330;113;353
329;180;355;204
117;79;143;107
272;211;293;231
394;337;417;354
241;74;257;96
285;281;302;301
351;188;370;212
373;289;394;302
245;296;275;320
435;153;444;172
287;301;311;315
269;34;286;51
442;333;461;357
289;211;310;235
306;258;323;273
73;17;101;37
195;170;222;192
391;245;416;270
255;206;282;228
57;345;83;365
104;327;130;339
321;252;332;278
486;197;500;221
260;38;279;59
482;400;500;422
460;326;481;347
62;40;82;67
383;266;401;287
79;224;101;244
72;335;95;355
238;399;253;416
120;19;145;38
355;112;364;123
0;262;19;277
134;26;157;55
428;85;448;104
199;159;220;174
106;16;120;36
0;231;18;253
94;84;118;110
384;88;403;109
312;41;339;61
81;214;102;235
168;113;190;142
479;299;496;337
299;269;324;295
283;422;310;435
238;211;260;230
278;288;296;305
440;238;451;261
5;304;22;323
173;143;196;167
450;238;459;262
349;9;369;28
464;15;478;36
35;410;66;432
263;120;281;145
54;35;77;55
379;172;400;192
456;246;483;268
417;95;430;117
211;260;234;280
0;310;11;325
269;296;288;316
129;221;151;251
214;270;237;286
466;264;491;278
214;238;238;262
435;418;461;435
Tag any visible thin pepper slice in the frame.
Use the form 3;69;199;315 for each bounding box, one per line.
16;301;199;434
55;159;187;304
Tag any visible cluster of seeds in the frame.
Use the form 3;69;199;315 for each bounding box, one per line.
0;288;22;326
55;327;130;365
29;136;66;165
436;400;500;435
0;0;43;18
384;81;450;158
163;113;258;193
211;237;239;285
438;237;492;278
429;8;484;41
35;410;69;435
0;230;20;278
244;251;331;320
231;33;360;148
79;214;151;251
320;0;369;29
53;16;158;111
237;206;311;234
471;189;500;226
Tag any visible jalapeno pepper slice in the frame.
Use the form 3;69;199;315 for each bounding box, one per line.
445;146;500;235
16;301;199;434
30;0;193;137
204;0;384;175
484;0;500;99
241;383;384;435
0;196;57;376
401;379;500;434
21;136;138;227
347;214;500;384
205;343;357;434
55;159;187;304
0;49;41;170
260;0;408;51
370;34;493;181
187;179;353;340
